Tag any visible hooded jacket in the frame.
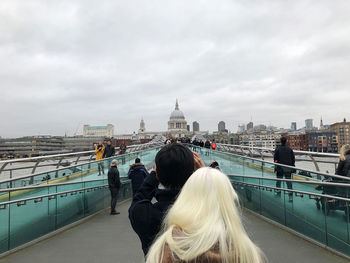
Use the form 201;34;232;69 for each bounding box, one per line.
128;163;149;194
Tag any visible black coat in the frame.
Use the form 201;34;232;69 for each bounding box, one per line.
103;145;115;158
336;154;350;177
128;172;179;255
128;163;149;194
274;145;295;173
108;166;120;189
204;141;211;149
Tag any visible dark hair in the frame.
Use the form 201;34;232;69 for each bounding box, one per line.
209;161;219;168
280;137;287;145
135;158;141;163
155;143;194;189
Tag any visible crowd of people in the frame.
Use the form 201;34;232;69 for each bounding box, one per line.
99;137;350;262
164;137;217;151
102;142;263;262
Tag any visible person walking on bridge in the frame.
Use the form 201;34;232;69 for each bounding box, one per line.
103;139;115;169
274;137;295;201
95;142;105;176
108;159;121;215
128;158;149;195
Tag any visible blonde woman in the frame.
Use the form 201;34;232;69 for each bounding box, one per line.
336;145;350;177
146;167;264;263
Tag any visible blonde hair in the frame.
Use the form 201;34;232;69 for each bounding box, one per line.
146;167;264;263
340;144;350;161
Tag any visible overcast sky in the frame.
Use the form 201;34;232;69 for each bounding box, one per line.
1;0;350;137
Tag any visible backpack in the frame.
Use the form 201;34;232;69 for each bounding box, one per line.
212;142;216;150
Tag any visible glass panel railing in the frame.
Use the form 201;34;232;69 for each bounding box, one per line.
0;180;132;254
0;146;160;190
230;179;350;257
0;145;161;254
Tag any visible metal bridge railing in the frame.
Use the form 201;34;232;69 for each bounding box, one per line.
217;143;339;172
0;142;163;180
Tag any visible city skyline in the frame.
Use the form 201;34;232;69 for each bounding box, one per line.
1;1;350;137
0;113;344;138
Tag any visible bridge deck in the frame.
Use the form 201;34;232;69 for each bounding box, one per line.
0;201;347;263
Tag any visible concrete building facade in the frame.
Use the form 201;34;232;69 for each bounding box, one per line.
83;124;114;137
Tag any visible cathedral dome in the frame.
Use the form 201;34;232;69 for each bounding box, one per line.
170;109;185;119
169;100;185;119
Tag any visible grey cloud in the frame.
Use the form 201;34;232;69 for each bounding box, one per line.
1;0;350;137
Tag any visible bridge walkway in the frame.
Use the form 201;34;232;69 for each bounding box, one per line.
0;201;347;263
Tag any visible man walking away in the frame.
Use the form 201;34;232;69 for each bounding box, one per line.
274;137;295;201
95;142;105;176
108;159;121;215
103;139;115;168
204;139;211;156
128;158;149;196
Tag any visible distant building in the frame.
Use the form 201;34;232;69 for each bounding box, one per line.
193;121;200;132
167;99;189;138
291;122;297;131
247;122;254;132
305;119;313;130
63;136;107;152
237;124;245;133
229;133;240;145
306;131;338;153
83;124;114;137
218;121;227;133
187;125;190;132
319;118;324;130
331;119;350;150
254;124;267;132
207;133;229;144
235;131;280;148
246;132;280;148
285;133;307;151
323;125;331;130
138;118;146;133
0;136;65;158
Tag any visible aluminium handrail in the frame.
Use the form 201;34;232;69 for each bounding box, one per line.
0;144;162;184
209;147;350;182
230;179;350;202
217;143;340;158
0;180;131;206
0;177;129;193
229;174;350;187
0;141;162;165
0;142;162;173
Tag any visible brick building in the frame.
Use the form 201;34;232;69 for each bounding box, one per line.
285;134;308;151
331;119;350;151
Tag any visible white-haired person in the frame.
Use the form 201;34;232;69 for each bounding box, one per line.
146;167;264;263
